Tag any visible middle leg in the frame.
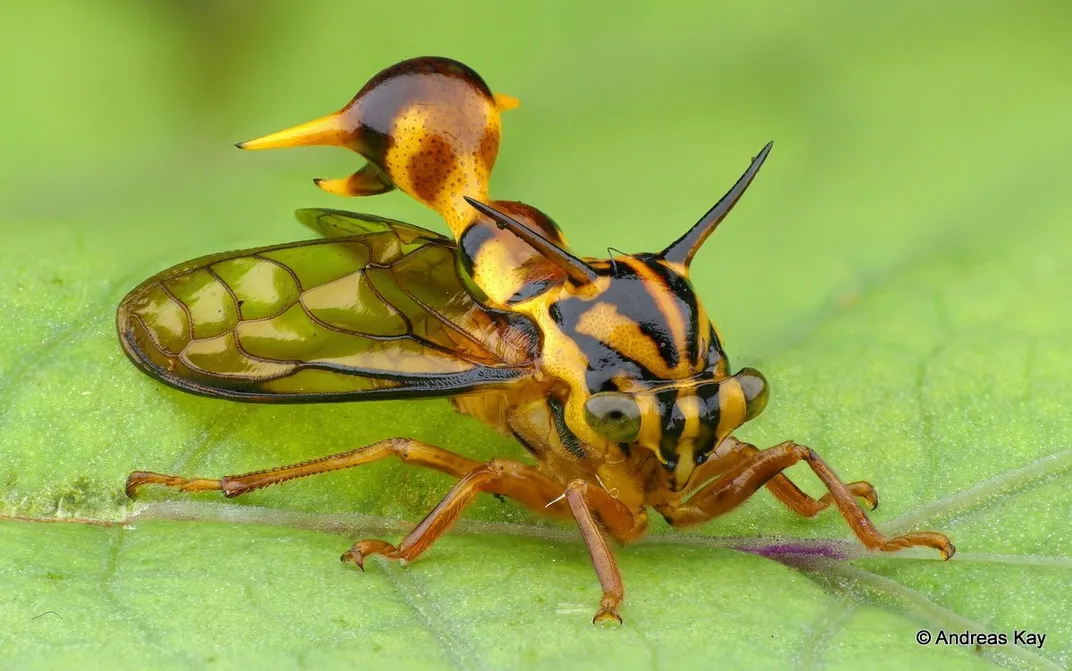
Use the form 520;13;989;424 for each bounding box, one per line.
344;460;646;624
562;479;647;624
342;457;567;567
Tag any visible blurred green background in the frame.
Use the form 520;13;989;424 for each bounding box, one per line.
2;1;1071;669
3;0;1070;356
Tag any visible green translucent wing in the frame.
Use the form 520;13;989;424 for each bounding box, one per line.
294;207;449;240
117;209;539;402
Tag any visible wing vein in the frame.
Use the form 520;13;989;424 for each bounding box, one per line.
384;264;504;362
119;211;536;402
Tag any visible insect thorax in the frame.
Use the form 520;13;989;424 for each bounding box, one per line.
543;254;726;394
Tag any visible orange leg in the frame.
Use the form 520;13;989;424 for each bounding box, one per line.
343;459;646;625
563;479;646;624
127;441;647;624
661;441;954;559
125;438;482;499
689;437;878;516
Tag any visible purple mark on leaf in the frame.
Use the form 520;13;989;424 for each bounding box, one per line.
743;541;851;561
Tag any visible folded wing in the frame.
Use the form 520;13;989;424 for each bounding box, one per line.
117;209;539;402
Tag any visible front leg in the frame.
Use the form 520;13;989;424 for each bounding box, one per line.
690;436;878;516
659;440;954;559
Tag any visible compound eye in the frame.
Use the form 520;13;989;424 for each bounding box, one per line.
736;367;769;421
583;393;642;443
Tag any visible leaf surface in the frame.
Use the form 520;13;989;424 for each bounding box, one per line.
2;2;1070;669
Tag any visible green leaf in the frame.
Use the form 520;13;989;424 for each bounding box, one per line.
2;2;1070;670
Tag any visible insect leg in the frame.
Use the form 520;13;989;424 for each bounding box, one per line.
342;458;564;566
343;460;645;624
660;441;954;559
125;438;482;499
689;437;878;516
562;479;646;625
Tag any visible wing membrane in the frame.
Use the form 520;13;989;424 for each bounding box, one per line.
294;207;450;240
118;209;538;402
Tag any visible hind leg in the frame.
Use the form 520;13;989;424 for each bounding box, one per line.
125;437;481;499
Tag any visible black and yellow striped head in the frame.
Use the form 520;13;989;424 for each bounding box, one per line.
543;249;769;489
584;369;768;489
477;142;774;488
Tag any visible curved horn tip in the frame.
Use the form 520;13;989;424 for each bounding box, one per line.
751;141;774;165
658;141;775;268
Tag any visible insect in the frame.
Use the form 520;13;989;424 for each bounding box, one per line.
119;56;954;624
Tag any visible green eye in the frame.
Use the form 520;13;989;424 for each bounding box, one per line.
736;367;769;421
583;393;642;442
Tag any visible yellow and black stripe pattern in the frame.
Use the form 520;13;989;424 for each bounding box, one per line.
223;56;775;492
543;255;719;391
631;370;768;488
495;247;769;488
